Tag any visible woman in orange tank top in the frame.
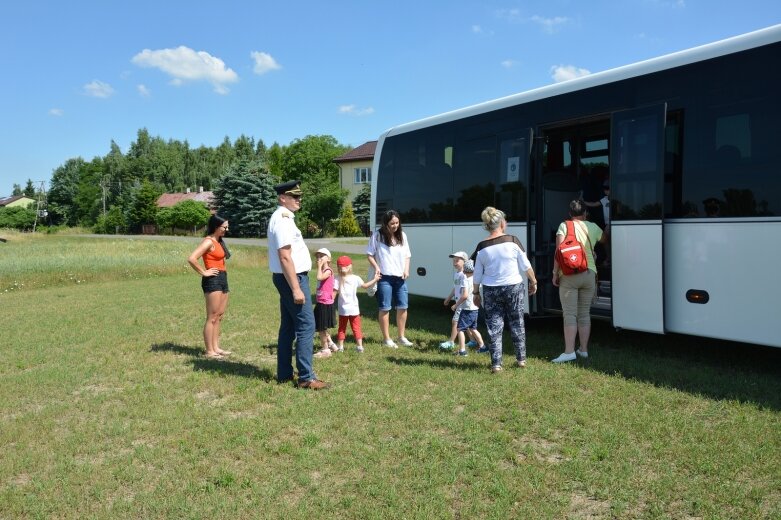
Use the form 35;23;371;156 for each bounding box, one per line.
188;215;232;359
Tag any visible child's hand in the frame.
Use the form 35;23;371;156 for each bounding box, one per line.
450;304;456;311
443;298;450;306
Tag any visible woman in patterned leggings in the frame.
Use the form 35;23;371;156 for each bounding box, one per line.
472;207;538;374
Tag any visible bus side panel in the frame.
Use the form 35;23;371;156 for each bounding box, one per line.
404;226;461;299
612;222;665;334
664;221;779;348
404;225;527;299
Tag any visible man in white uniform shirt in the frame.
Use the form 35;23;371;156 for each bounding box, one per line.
268;180;329;390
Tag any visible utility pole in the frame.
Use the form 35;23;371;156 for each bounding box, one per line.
101;176;109;217
32;180;47;232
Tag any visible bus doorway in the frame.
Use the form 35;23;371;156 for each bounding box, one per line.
533;120;612;317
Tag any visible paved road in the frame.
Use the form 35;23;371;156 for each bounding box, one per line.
77;234;370;255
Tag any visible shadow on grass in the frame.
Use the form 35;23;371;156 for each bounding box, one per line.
386;355;485;372
189;358;275;381
150;342;275;381
406;297;781;410
532;319;781;411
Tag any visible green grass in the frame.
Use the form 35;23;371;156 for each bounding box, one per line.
1;233;779;519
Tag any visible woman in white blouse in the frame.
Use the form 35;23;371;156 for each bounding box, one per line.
472;207;538;373
367;210;413;348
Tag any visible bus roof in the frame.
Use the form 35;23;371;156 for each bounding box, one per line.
382;24;781;139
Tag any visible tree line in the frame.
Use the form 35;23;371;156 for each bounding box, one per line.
4;128;372;237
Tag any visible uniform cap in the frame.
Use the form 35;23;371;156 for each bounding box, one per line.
274;180;303;195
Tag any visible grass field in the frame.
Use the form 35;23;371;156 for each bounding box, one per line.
1;232;779;519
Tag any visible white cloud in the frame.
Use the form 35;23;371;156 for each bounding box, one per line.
338;105;375;116
501;59;517;69
137;84;151;97
496;8;523;23
251;51;281;75
530;15;571;34
48;108;64;116
550;65;591;82
131;46;238;95
83;80;115;98
472;25;483;34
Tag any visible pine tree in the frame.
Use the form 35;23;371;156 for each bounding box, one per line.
212;158;277;237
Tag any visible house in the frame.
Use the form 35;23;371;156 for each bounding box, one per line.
333;141;376;202
156;187;214;209
0;195;35;208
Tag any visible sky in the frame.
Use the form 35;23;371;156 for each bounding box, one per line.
1;0;780;197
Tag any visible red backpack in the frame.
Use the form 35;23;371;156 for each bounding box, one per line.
555;221;591;275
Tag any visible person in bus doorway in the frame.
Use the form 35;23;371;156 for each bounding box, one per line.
472;207;538;374
187;214;232;360
268;180;329;390
367;209;413;348
551;200;609;363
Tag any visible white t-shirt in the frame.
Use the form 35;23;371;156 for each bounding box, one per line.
473;240;532;287
267;205;312;274
455;275;478;311
334;274;365;316
366;231;411;277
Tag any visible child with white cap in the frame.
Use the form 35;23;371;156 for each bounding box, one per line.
313;248;338;358
440;252;485;355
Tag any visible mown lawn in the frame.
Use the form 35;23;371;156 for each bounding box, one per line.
0;233;779;519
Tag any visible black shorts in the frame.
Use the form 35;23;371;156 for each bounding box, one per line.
201;271;229;293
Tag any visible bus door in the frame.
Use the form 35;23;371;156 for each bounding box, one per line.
610;104;666;333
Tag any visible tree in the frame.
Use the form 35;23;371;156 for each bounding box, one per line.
174;200;211;230
127;180;162;232
353;183;371;229
334;202;362;237
11;184;22;196
48;158;85;226
280;135;348;184
212;158;277;237
94;205;127;234
24;179;36;197
0;206;36;230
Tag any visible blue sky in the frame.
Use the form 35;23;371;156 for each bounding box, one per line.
1;0;780;196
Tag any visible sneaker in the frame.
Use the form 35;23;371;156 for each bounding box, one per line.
491;365;502;374
397;337;414;347
328;341;339;352
313;349;332;359
298;379;330;390
575;349;588;358
439;340;454;350
356;346;364;353
456;349;468;357
476;345;489;354
517;359;526;368
551;352;577;363
465;340;478;348
383;339;398;349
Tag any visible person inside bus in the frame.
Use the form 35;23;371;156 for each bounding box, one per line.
551;200;609;363
367;209;414;348
703;197;722;217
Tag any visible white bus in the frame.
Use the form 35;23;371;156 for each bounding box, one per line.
370;25;781;349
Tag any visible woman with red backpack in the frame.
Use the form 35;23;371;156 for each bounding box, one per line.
551;200;609;363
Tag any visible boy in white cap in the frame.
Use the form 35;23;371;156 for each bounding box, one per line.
440;252;485;355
